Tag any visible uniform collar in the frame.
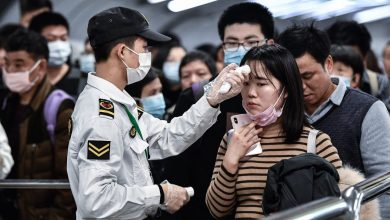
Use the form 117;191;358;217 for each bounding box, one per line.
87;73;137;108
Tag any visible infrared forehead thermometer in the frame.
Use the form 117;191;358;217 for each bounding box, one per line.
219;65;251;94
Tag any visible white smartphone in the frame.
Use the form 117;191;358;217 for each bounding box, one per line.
230;114;262;156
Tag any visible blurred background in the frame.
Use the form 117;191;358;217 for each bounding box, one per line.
0;0;389;65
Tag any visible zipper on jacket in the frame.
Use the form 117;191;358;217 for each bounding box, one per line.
30;143;37;178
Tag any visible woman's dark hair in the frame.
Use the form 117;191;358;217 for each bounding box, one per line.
125;67;161;98
330;45;364;79
179;51;217;78
241;44;308;143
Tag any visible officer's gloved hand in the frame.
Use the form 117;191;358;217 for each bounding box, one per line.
160;182;190;214
204;63;247;107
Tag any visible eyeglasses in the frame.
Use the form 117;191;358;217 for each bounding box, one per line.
223;39;267;52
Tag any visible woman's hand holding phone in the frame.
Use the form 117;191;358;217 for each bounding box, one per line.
223;122;263;174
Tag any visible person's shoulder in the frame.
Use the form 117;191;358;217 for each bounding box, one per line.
346;88;378;104
74;88;115;120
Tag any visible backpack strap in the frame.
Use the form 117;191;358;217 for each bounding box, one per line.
43;89;75;147
307;129;319;154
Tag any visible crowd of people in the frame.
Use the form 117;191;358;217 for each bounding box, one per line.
0;0;389;220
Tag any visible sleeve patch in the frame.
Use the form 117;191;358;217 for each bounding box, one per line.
87;140;110;160
99;99;114;119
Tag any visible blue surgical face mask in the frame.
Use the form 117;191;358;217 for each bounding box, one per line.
224;46;247;65
79;54;95;73
141;93;166;119
48;40;71;67
338;76;352;87
331;75;351;87
162;61;180;85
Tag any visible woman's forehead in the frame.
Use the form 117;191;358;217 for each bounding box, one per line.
246;60;269;79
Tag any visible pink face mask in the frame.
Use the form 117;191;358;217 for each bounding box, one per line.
243;87;285;127
2;60;41;94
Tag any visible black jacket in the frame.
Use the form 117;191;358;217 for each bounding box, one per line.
262;153;340;215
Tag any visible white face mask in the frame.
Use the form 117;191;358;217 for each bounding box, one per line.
48;40;71;67
2;60;42;94
120;46;151;85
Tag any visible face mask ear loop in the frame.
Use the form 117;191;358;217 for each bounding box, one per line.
29;59;42;75
125;46;139;56
272;87;285;108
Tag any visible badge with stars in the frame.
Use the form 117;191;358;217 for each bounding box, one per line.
99;99;114;119
87;140;110;160
130;126;137;138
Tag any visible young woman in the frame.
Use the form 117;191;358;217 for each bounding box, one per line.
205;44;343;219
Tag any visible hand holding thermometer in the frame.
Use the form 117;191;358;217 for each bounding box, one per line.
219;65;251;94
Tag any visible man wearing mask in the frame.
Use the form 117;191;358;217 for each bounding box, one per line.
0;29;75;220
29;11;81;97
162;3;275;220
67;7;246;219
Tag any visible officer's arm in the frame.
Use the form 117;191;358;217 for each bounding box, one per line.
146;95;220;159
77;117;160;219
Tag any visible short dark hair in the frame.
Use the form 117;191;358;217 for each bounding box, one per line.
326;21;371;57
125;67;161;98
241;44;308;143
29;11;69;33
218;2;274;40
5;29;49;60
179;51;217;78
278;24;330;65
93;36;137;62
20;0;52;15
0;23;24;49
330;45;364;79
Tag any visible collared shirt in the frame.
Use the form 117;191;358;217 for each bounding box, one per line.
67;73;220;220
306;78;346;124
306;77;390;219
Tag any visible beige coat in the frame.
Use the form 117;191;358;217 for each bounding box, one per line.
338;166;380;220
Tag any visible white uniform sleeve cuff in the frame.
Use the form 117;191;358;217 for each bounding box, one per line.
143;184;161;207
197;95;220;113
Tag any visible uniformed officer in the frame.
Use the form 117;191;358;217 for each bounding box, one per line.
67;7;246;219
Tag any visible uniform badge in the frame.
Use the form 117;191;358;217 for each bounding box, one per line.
68;118;73;137
137;106;144;120
130;126;137;138
87;140;110;160
99;99;114;119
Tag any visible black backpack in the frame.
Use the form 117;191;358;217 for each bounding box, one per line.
262;130;340;215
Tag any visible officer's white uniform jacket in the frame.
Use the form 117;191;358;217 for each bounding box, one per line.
0;123;13;179
67;73;220;219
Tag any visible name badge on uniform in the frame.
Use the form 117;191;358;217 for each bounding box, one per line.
87;140;110;160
